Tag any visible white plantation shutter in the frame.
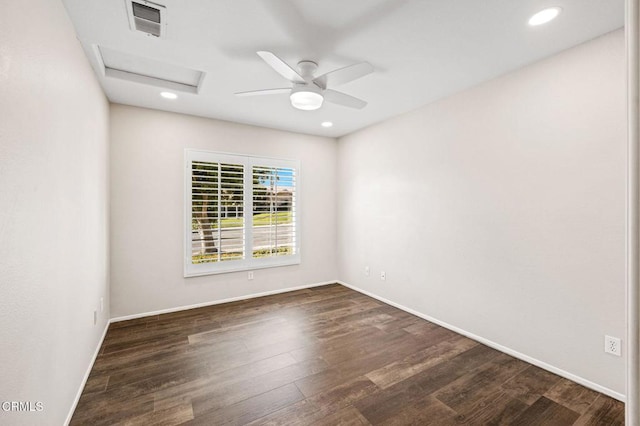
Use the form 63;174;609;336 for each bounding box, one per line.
252;165;297;259
185;150;300;277
191;161;245;263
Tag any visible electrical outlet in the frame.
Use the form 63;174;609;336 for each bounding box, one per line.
93;310;97;326
248;271;254;280
604;335;621;356
380;271;386;281
364;266;370;277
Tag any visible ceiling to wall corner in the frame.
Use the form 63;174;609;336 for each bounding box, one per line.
61;0;623;138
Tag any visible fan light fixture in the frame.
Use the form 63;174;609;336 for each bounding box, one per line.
290;87;323;111
528;7;562;26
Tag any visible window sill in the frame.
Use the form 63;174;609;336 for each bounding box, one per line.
184;256;301;278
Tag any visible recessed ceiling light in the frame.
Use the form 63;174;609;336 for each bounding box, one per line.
528;7;562;26
321;121;333;128
160;91;178;99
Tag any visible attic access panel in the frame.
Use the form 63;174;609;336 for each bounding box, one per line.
97;45;205;93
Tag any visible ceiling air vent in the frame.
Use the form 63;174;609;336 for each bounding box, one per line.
126;0;166;38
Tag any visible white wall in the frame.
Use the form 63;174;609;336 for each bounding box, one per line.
0;0;110;424
337;30;626;396
110;105;337;318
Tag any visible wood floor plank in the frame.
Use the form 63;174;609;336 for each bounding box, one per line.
187;383;304;425
545;378;601;415
188;316;289;345
70;392;154;426
109;315;159;330
121;402;194;426
309;405;372;426
502;364;562;405
294;329;426;398
151;353;312;409
374;315;422;332
573;394;625;426
359;393;458;426
90;337;201;375
434;352;530;414
411;344;504;395
511;396;581;425
71;285;625;425
82;372;110;394
245;399;324;426
288;326;387;364
305;376;379;415
103;334;190;356
354;345;504;423
365;337;478;389
187;357;327;416
453;390;530;425
103;320;215;353
328;328;422;368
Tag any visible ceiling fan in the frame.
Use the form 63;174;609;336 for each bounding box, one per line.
235;51;374;111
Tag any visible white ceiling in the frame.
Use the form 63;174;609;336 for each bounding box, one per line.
62;0;624;138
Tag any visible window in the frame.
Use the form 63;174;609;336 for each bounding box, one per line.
185;150;300;276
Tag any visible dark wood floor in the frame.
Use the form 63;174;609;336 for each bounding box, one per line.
71;284;624;425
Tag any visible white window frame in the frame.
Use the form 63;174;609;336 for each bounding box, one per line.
184;149;301;277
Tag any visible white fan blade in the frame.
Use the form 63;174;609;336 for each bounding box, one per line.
235;88;290;97
324;89;367;109
257;51;305;84
313;62;373;89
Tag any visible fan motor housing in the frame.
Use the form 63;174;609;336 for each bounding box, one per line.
297;61;318;79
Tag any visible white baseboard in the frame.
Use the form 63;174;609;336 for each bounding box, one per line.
65;321;110;426
337;280;626;403
110;280;337;323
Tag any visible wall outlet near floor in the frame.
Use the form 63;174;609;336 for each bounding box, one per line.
93;310;97;326
604;335;621;356
364;266;370;277
380;271;386;281
248;271;254;280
